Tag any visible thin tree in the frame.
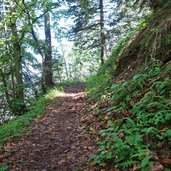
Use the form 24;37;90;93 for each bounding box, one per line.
99;0;106;64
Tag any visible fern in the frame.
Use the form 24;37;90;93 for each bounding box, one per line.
92;62;171;170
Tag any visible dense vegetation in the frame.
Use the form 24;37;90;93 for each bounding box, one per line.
86;2;171;170
0;0;171;170
88;61;171;170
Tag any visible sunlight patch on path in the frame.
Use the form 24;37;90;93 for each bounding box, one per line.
56;92;86;99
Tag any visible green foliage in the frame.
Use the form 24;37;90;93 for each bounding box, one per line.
0;165;8;171
92;61;171;169
86;74;112;99
86;33;135;99
86;16;152;100
0;88;61;147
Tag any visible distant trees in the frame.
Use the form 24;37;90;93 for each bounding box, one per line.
0;0;162;119
66;0;147;65
0;0;62;116
67;0;107;65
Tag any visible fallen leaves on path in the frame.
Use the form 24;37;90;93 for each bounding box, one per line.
0;83;97;170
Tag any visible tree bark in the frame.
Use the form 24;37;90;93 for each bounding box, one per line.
0;69;13;112
100;0;107;65
44;9;53;89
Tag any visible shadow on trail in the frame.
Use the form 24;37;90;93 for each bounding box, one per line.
1;83;96;171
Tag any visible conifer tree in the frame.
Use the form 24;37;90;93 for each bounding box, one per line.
67;0;108;65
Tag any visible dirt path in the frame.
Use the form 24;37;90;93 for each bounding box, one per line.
1;84;96;170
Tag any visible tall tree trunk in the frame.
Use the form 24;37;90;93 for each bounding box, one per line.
100;0;107;65
44;10;53;89
0;69;13;112
11;65;15;99
63;58;69;81
10;2;26;115
60;44;69;81
56;62;62;83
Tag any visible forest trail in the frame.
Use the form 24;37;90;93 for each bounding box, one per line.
1;83;96;170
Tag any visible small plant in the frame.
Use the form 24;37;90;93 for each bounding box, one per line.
0;164;8;171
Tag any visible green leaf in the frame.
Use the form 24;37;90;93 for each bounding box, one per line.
141;156;151;168
165;129;171;138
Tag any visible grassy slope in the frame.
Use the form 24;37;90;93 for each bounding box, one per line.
0;88;61;148
0;88;62;170
87;8;171;170
90;62;171;170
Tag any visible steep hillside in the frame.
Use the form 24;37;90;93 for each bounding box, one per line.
87;6;171;98
115;8;171;81
86;5;171;171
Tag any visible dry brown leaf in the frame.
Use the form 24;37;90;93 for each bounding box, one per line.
149;162;164;171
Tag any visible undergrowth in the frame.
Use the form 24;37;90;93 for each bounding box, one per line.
0;164;8;171
91;61;171;170
86;36;131;99
0;88;61;148
86;14;155;100
87;6;171;170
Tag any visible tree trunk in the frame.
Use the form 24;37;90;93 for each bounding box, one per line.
0;69;13;112
60;44;69;81
24;4;52;93
44;10;53;89
100;0;107;65
10;2;26;115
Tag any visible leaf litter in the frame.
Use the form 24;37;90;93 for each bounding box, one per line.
0;83;97;171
